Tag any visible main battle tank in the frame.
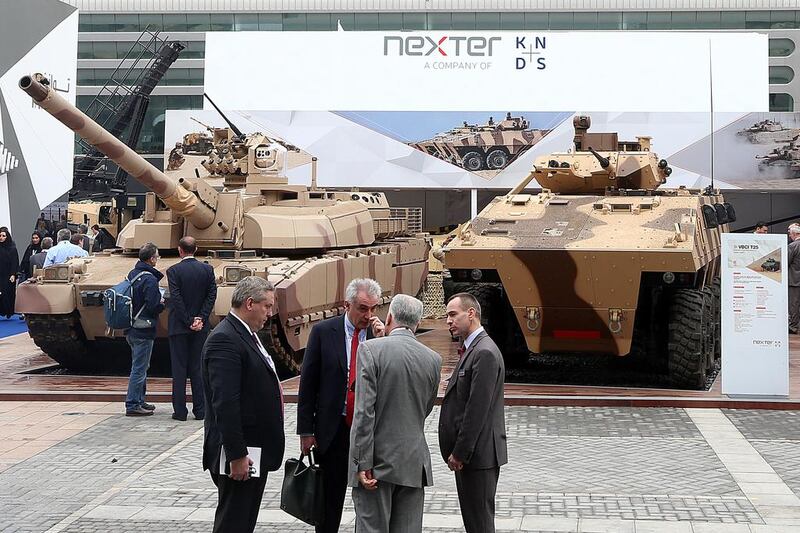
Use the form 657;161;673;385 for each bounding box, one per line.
738;119;799;144
18;73;429;374
410;113;549;172
756;136;800;178
440;116;732;389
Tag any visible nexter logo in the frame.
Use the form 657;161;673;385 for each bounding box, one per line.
753;339;782;348
383;36;500;57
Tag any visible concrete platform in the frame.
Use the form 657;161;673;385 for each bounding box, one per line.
1;320;799;409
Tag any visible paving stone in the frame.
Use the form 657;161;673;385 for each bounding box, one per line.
723;410;800;441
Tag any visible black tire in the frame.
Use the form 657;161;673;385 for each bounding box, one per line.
706;278;721;362
485;149;509;170
462;151;484;171
667;289;708;389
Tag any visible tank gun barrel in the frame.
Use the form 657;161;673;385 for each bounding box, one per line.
588;147;610;169
20;73;217;229
203;93;244;139
190;116;214;132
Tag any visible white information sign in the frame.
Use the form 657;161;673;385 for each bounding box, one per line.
721;234;789;397
205;31;767;112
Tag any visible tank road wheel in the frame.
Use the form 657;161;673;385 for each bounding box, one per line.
25;312;91;370
667;289;710;389
462;151;484;171
485;149;509;170
262;321;303;379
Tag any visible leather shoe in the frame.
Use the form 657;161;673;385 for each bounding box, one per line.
126;406;154;416
194;415;205;421
172;413;187;421
141;402;156;411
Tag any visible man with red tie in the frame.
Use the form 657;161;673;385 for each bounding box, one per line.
297;278;386;532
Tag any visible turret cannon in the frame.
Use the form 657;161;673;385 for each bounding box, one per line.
17;73;430;374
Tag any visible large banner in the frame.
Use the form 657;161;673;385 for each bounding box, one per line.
0;0;77;239
721;234;789;397
205;32;767;112
170;31;771;190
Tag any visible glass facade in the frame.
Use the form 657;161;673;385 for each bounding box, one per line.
770;66;795;84
77;10;800;32
769;93;795;111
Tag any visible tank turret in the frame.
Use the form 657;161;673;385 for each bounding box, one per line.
16;72;429;375
529;115;671;194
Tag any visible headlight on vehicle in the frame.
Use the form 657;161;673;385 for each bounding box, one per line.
43;265;72;281
224;266;254;283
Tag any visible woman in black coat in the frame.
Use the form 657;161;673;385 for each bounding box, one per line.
18;231;43;283
0;227;19;318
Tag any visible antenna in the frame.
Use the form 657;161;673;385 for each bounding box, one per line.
203;93;245;139
709;39;715;193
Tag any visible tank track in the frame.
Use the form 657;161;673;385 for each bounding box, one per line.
26;313;92;370
260;321;302;378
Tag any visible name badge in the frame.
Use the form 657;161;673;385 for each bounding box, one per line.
458;369;466;377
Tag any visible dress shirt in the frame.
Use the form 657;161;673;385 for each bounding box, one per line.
462;326;485;352
229;311;278;376
343;313;368;414
43;241;88;267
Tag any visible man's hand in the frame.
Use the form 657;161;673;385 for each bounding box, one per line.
190;317;203;331
300;435;317;455
229;455;253;481
369;316;386;338
447;453;464;472
358;469;378;490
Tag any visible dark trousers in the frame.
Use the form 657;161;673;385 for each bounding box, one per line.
317;417;350;533
168;332;207;418
790;286;800;333
211;471;268;533
454;466;500;533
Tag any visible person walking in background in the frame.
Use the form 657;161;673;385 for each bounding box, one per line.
439;292;508;533
77;224;92;253
754;221;769;234
167;236;217;421
124;243;164;417
789;225;800;335
28;237;52;277
349;294;441;533
202;276;284;533
18;231;43;283
297;278;385;533
44;228;87;266
0;227;18;319
91;224;116;252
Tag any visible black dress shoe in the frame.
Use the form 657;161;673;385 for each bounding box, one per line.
172;413;187;421
194;415;205;421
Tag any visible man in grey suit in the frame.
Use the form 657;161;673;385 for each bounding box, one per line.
439;292;508;533
349;294;442;533
789;225;800;334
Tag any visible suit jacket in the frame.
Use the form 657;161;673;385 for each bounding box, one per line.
202;314;285;475
166;257;217;335
29;251;47;277
789;239;800;287
438;330;508;470
297;314;374;454
349;328;442;488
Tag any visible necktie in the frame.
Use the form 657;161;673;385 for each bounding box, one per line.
345;328;360;426
252;332;284;415
457;346;466;359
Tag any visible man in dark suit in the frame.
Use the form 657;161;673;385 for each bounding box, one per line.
789;225;800;334
297;278;386;533
439;292;508;533
167;236;217;421
202;276;284;533
28;237;52;277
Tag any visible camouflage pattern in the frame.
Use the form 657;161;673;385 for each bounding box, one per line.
441;115;729;389
17;73;429;373
410;112;549;171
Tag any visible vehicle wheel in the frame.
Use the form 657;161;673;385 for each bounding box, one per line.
667;289;709;389
707;278;721;362
485;149;509;170
26;313;93;370
462;151;484;171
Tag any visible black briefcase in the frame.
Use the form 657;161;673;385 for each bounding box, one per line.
280;449;325;526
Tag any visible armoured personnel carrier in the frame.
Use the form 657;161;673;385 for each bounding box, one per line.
18;73;429;374
440;115;732;389
410;113;549;172
761;258;781;272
